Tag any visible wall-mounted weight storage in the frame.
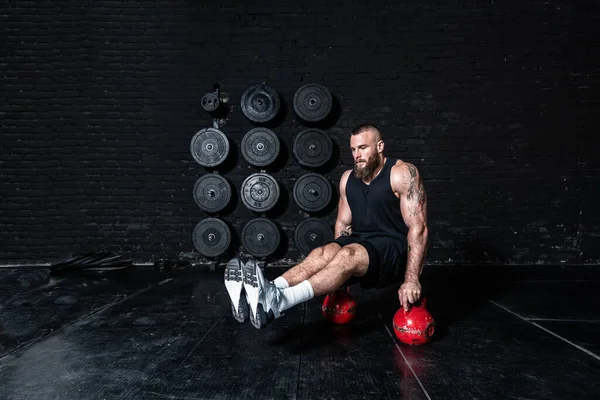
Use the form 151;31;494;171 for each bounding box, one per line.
293;128;333;168
201;92;220;113
200;84;228;119
241;127;280;167
241;83;280;123
294;217;334;257
293;83;332;123
192;218;232;258
241;172;280;213
190;127;230;167
241;217;281;258
293;173;332;213
193;173;232;213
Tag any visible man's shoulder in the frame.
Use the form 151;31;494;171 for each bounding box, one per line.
339;169;354;190
389;159;423;193
390;159;420;176
341;169;353;180
390;159;408;176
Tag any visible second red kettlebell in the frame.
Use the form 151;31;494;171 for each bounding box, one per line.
392;297;435;345
322;290;357;324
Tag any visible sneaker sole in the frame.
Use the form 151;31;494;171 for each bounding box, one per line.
242;261;266;329
244;261;279;329
230;294;248;323
224;259;248;322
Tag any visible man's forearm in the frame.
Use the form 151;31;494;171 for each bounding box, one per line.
405;227;428;282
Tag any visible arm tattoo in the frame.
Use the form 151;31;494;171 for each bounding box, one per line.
341;229;351;236
405;164;426;217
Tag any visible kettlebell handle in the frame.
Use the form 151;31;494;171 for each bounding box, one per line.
403;297;427;314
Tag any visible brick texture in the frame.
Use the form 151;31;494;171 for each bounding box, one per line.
1;0;599;265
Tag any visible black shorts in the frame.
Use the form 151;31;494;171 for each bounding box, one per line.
329;234;408;289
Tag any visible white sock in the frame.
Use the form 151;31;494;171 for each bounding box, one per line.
279;280;314;313
273;276;289;289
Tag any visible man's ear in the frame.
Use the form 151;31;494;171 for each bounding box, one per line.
378;140;384;153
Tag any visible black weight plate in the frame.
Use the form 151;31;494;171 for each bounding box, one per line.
241;127;280;167
193;173;232;213
241;83;280;123
241;173;280;212
293;129;333;168
294;218;333;257
192;218;231;258
293;83;332;122
190;128;230;167
241;217;281;258
293;173;332;212
201;92;220;112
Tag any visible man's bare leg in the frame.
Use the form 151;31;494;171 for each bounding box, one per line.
280;242;342;286
274;244;370;315
243;244;371;328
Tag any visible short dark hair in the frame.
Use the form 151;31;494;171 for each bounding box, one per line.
351;123;382;141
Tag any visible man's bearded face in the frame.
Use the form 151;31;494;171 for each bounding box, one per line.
354;149;381;179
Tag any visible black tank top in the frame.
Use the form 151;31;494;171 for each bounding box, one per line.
345;157;408;239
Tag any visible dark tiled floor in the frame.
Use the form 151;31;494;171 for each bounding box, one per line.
0;264;599;399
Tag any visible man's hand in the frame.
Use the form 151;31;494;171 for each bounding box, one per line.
398;280;422;311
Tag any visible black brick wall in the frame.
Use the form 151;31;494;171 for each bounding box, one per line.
1;0;599;266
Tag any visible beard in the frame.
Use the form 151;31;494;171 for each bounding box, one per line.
354;154;381;180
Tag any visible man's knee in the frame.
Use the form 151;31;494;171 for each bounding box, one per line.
335;245;369;274
309;242;341;260
337;246;357;260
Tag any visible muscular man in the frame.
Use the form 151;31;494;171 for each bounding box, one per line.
224;123;429;329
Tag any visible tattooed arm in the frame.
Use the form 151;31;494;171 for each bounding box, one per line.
392;162;429;310
334;170;353;238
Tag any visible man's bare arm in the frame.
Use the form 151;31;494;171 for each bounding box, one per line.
334;170;353;238
398;163;428;280
394;162;428;309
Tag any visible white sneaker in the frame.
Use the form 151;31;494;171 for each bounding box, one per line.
224;258;249;323
242;259;282;329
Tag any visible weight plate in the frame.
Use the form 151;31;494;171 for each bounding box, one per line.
241;217;281;258
190;128;230;167
201;92;220;112
294;218;334;257
193;173;232;213
241;127;280;167
192;218;231;258
293;83;332;122
293;173;332;212
241;83;280;123
293;129;333;168
241;173;280;212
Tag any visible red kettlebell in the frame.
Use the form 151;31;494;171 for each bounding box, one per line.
392;297;435;345
322;289;357;324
